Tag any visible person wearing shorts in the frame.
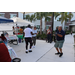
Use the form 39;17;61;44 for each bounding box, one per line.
23;24;34;53
54;26;65;57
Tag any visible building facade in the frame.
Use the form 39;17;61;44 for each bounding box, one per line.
0;12;18;18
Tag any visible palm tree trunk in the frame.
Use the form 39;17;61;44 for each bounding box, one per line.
45;20;46;34
23;12;25;19
40;18;42;35
61;12;64;30
51;12;54;42
52;12;54;36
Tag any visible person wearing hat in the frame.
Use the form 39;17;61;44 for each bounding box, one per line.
23;24;34;53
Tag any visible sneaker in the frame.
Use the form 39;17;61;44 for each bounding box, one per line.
25;50;28;53
59;53;63;57
29;49;32;52
55;52;60;55
32;46;33;48
33;46;35;48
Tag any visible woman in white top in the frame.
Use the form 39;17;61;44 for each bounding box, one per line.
32;26;37;48
23;24;34;53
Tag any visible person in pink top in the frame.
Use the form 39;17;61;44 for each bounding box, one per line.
47;26;52;43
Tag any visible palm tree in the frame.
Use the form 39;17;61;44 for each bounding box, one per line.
35;12;45;35
29;14;36;22
25;14;36;23
49;12;56;36
23;12;25;19
25;15;30;21
43;12;51;34
55;12;73;30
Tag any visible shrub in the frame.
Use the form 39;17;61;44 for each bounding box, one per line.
65;30;71;35
37;33;47;40
73;32;75;33
37;34;41;39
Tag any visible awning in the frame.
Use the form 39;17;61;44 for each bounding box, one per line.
0;16;13;23
11;17;34;26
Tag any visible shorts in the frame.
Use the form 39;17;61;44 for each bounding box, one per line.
54;40;64;49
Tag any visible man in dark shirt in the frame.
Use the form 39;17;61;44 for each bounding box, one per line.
54;26;65;57
54;27;58;42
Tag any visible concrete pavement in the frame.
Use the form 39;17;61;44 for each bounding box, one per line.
38;34;74;62
9;33;75;62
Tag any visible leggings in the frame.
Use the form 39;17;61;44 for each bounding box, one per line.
47;34;52;42
25;38;32;50
32;37;36;46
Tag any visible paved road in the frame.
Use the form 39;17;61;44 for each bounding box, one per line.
9;34;75;62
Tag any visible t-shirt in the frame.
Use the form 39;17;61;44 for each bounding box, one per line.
57;30;65;41
32;29;37;37
47;29;52;34
0;43;11;62
24;28;32;38
19;28;23;34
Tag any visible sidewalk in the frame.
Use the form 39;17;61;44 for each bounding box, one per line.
9;34;75;62
38;34;74;62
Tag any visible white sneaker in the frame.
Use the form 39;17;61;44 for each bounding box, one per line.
33;46;35;48
26;50;28;53
32;46;33;48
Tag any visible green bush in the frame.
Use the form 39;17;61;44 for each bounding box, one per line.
37;34;41;39
37;33;47;40
65;30;71;35
73;32;75;33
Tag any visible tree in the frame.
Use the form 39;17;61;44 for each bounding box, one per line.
23;12;25;19
25;15;30;21
47;12;59;35
29;14;36;22
55;12;73;29
43;12;51;34
35;12;45;34
25;14;36;23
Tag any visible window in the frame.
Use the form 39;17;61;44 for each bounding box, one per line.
36;25;40;29
0;13;5;17
10;14;17;18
